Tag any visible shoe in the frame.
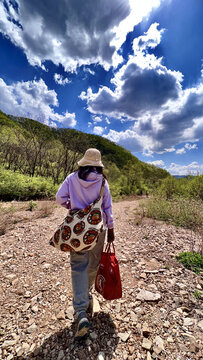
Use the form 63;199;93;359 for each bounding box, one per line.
74;311;89;341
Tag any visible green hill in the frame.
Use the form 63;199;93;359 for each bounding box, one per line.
0;110;169;200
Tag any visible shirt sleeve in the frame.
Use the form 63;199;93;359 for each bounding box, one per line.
56;177;71;209
102;180;114;229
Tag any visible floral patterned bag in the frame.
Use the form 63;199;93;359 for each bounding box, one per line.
49;178;105;252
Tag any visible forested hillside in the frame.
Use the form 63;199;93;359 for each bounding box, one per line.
0;110;169;200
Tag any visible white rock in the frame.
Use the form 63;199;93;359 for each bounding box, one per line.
142;338;152;350
136;290;161;301
154;335;164;352
198;320;203;331
118;332;130;342
2;340;17;348
27;323;37;333
183;318;194;326
90;331;98;340
147;351;152;360
97;352;105;360
93;296;100;313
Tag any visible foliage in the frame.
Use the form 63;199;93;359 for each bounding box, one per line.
0;166;58;201
193;290;202;299
140;196;203;232
158;175;203;200
176;252;203;274
28;200;37;211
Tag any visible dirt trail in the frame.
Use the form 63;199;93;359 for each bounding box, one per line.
0;198;202;360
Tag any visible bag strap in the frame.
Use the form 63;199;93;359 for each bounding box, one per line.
99;177;105;197
105;242;115;254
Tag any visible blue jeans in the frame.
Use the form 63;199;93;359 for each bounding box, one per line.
70;230;106;314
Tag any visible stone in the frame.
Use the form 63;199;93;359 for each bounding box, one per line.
90;331;98;340
130;311;138;322
2;340;17;348
65;306;73;320
56;310;66;320
167;336;174;343
93;296;100;313
118;332;130;342
197;320;203;331
31;305;38;313
22;342;30;351
6;274;17;281
153;336;164;354
147;352;152;360
136;290;161;301
97;352;105;360
27;323;37;333
183;318;194;326
142;338;152;350
142;323;151;337
57;350;65;360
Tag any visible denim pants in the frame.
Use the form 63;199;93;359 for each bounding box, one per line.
70;230;106;314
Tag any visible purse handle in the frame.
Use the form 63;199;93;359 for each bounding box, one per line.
105;242;115;254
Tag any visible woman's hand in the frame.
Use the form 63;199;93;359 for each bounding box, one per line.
107;228;115;243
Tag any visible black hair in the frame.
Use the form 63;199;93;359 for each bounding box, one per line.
78;166;107;181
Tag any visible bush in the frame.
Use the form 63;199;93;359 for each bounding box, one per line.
140;196;203;232
176;252;203;274
0;167;58;201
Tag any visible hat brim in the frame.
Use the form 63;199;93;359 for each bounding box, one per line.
77;158;104;167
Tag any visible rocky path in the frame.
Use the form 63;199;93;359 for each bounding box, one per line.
0;198;203;360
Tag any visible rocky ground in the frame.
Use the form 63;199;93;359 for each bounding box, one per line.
0;198;203;360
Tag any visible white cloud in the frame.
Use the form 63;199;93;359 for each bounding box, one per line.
168;162;203;176
54;73;70;85
176;143;198;154
93;126;104;135
0;78;76;127
82;20;203;154
0;0;162;71
147;160;165;167
93;116;102;123
185;143;198;150
176;147;186;154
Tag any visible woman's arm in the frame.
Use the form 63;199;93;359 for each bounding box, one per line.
56;177;71;209
102;180;115;242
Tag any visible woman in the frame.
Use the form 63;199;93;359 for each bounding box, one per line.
56;148;114;340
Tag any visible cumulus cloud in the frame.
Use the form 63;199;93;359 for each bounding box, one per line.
147;160;165;167
0;78;76;127
93;126;104;135
176;143;198;154
82;22;203;154
54;73;70;85
0;0;161;71
168;162;203;176
176;148;186;154
92;116;102;123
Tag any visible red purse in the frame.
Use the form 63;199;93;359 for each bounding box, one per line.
95;243;122;300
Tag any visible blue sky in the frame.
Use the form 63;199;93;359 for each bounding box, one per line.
0;0;203;175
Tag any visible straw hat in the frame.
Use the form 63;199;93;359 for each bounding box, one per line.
77;148;104;167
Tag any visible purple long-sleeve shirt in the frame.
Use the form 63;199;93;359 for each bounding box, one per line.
56;171;114;229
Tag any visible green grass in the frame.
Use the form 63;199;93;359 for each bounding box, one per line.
176;252;203;274
140;196;203;232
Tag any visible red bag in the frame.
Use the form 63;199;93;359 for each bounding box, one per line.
95;243;122;300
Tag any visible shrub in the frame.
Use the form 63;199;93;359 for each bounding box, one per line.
176;252;203;274
0;167;58;201
140;196;203;232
